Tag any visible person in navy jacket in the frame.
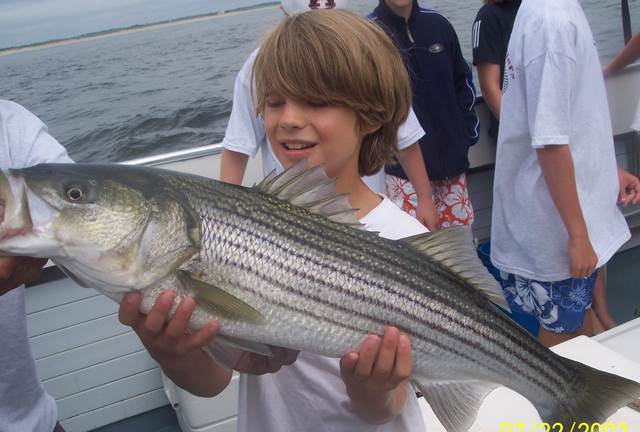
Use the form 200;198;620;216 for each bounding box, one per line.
369;0;479;227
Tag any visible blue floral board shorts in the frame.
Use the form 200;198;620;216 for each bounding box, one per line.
498;270;598;334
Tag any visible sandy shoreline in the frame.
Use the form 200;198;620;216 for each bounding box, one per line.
0;4;278;58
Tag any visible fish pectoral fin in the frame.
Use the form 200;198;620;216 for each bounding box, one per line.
415;378;500;432
254;160;363;229
404;226;511;312
178;271;266;324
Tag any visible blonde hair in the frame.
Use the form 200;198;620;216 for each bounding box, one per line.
253;9;412;176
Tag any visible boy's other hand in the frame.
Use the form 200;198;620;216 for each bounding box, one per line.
339;326;411;423
568;235;598;279
0;256;48;296
234;346;299;375
617;167;640;207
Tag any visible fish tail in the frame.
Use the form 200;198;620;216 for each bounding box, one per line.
539;357;640;426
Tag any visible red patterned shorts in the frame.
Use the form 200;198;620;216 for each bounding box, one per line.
385;173;475;227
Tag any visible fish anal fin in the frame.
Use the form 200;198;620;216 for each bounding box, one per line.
415;378;500;432
177;270;266;324
405;226;511;312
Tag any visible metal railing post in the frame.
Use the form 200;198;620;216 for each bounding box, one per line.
622;0;632;44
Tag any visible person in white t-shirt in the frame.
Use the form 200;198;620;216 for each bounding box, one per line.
490;0;640;347
220;0;440;231
0;100;72;432
119;10;428;430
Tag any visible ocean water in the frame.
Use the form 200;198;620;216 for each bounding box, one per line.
0;0;636;163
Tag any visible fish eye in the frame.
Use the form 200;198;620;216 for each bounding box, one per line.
66;187;84;201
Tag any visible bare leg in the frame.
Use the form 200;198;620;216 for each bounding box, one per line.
591;270;618;330
590;308;605;335
537;310;594;347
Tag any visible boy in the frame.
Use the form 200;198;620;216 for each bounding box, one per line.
369;0;479;228
471;0;521;139
490;0;637;347
220;0;439;230
119;10;428;430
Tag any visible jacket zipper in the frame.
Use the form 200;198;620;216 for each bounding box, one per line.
405;22;415;43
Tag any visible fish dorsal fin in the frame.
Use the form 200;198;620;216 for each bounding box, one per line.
405;226;511;312
254;160;363;228
415;378;500;432
177;271;266;324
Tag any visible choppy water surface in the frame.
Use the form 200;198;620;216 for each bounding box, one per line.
0;0;636;162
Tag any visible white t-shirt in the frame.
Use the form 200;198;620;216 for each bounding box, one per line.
490;0;630;281
0;100;72;432
237;196;427;432
221;49;426;193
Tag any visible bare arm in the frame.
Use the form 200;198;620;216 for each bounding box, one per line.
220;149;249;185
119;290;298;397
477;63;502;119
119;291;232;397
604;33;640;78
396;143;439;230
536;146;597;278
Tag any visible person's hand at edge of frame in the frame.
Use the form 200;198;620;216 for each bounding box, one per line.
0;256;48;296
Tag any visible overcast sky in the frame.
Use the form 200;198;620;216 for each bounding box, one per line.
0;0;269;49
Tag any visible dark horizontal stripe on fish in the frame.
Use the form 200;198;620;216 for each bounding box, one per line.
227;261;514;381
209;208;572;391
212;230;565;398
167;176;573;392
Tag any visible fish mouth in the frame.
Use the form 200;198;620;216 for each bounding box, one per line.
0;170;33;244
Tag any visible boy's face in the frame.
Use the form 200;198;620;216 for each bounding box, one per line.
264;93;364;179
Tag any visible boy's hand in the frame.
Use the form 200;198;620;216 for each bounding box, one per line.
234;346;299;375
416;198;441;232
617;167;640;207
339;327;412;424
568;235;598;279
119;290;219;366
0;256;48;296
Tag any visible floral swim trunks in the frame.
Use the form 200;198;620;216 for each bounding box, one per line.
385;173;474;227
498;270;598;334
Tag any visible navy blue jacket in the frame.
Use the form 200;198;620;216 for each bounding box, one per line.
369;1;479;180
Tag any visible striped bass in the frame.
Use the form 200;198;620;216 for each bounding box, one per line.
0;161;638;431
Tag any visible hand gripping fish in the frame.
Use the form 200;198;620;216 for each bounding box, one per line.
0;161;638;431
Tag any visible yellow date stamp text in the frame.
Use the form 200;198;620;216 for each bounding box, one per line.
499;422;629;432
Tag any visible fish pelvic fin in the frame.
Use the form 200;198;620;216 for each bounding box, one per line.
414;378;500;432
177;271;266;324
537;357;640;426
254;160;363;229
204;336;273;369
404;226;511;312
